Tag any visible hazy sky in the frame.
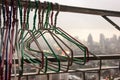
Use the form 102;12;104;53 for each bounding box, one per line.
33;0;120;41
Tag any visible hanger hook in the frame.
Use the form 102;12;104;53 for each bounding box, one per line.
38;0;42;29
54;3;60;28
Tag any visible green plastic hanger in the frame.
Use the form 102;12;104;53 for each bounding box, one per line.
23;29;45;71
30;2;89;66
37;2;72;72
17;0;44;76
54;27;89;65
23;1;61;73
41;3;73;71
51;3;89;65
27;30;73;72
35;3;89;65
27;2;74;72
23;0;45;71
22;1;47;73
27;2;61;73
17;0;24;77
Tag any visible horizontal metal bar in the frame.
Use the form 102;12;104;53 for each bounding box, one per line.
0;1;120;17
47;54;120;62
10;54;120;64
11;66;119;77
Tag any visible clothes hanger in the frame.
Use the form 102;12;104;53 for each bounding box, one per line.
41;1;70;71
27;2;61;73
50;2;73;66
8;1;17;79
42;2;89;65
23;30;46;72
0;0;10;79
5;0;10;79
17;1;44;78
52;4;89;65
19;2;28;78
17;1;32;79
3;1;17;80
42;3;72;71
17;0;23;77
17;0;45;79
27;30;72;72
55;27;89;64
23;31;44;71
15;1;23;80
47;30;72;71
37;3;89;66
0;0;14;79
38;2;72;72
20;0;46;76
22;1;59;71
16;0;88;75
26;2;73;72
27;2;73;72
0;0;6;63
13;3;19;80
38;0;43;30
11;1;43;77
24;0;44;70
0;1;4;79
0;4;2;65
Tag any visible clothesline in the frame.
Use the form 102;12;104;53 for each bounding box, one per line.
0;0;120;17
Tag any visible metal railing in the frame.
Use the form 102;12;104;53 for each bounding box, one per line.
10;54;120;80
0;1;120;80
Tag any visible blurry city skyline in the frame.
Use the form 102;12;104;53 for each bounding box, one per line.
86;33;120;54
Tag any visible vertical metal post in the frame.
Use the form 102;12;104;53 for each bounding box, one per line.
47;74;50;80
119;61;120;71
26;76;29;80
83;72;86;80
98;59;102;80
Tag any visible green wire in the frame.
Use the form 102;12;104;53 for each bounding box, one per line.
24;53;41;64
22;0;47;72
50;3;87;64
37;30;60;72
21;0;31;43
32;0;39;31
18;0;22;27
44;2;51;29
29;29;61;72
18;0;24;76
25;35;49;73
26;0;31;29
54;28;87;64
33;1;60;72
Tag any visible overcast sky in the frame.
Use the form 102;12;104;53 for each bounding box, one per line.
32;0;120;41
